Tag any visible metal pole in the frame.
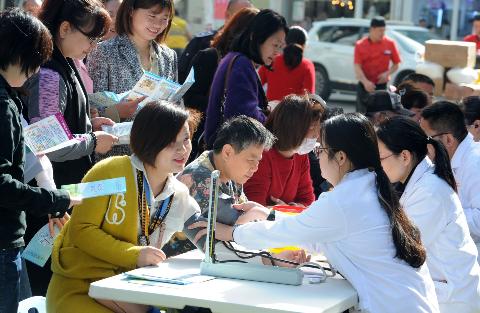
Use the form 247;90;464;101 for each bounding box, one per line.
450;0;460;40
355;0;364;19
0;0;5;11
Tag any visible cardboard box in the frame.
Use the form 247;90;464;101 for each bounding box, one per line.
443;82;480;101
425;40;476;68
433;77;444;97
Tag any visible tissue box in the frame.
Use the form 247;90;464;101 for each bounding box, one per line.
425;40;476;68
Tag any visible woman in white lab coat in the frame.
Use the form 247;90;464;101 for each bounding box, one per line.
199;113;440;313
376;116;480;313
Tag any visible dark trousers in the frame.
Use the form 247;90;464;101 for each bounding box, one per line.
356;82;387;113
0;247;28;313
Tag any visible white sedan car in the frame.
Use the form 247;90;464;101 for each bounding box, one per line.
304;19;437;100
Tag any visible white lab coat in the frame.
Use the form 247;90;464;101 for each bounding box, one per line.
451;134;480;243
400;157;480;312
234;169;439;313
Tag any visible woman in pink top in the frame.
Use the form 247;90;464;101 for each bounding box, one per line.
258;26;315;101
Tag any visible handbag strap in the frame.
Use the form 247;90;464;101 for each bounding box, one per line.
219;54;240;119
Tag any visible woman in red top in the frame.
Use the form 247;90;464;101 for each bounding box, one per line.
258;26;315;102
244;94;324;207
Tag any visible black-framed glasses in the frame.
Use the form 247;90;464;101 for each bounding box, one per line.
430;132;450;139
313;145;331;158
379;154;395;161
74;25;102;45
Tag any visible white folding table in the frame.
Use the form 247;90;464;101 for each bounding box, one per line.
89;250;358;313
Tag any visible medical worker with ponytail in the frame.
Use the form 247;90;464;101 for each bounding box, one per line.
376;116;480;313
197;113;440;313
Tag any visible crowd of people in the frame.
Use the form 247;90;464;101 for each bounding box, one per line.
1;0;480;313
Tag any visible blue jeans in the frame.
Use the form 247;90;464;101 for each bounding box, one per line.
0;247;25;313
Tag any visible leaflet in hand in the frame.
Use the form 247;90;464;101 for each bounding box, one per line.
102;122;133;145
23;113;80;155
128;67;195;106
61;177;127;199
22;223;60;267
88;91;129;108
125;266;215;285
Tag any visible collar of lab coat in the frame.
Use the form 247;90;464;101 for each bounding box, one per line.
451;133;474;171
339;168;371;186
401;157;433;202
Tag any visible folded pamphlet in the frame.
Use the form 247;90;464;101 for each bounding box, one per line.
88;68;195;108
23;113;80;155
61;177;126;199
125;266;215;285
101;122;133;145
22;223;60;267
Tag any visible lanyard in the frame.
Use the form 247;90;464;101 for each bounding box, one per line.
136;170;174;246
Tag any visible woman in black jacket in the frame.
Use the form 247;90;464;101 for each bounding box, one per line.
0;9;78;313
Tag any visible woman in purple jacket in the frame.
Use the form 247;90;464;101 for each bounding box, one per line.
204;9;288;148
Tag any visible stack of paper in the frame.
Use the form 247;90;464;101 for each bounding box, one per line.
125;266;215;285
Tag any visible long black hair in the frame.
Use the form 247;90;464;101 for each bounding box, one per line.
283;26;307;69
321;113;426;268
231;9;288;66
376;116;457;191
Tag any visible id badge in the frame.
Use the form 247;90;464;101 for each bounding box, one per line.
384;49;392;55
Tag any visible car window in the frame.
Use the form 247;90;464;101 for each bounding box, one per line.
316;25;335;42
330;26;361;46
393;29;440;44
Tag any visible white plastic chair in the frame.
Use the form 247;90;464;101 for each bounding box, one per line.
17;296;46;313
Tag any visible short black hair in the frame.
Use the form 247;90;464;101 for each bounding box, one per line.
0;8;53;76
462;96;480;125
421;101;468;143
213;115;275;154
402;73;435;87
370;16;386;28
473;14;480;22
231;9;288;66
130;102;189;166
396;82;428;110
39;0;111;40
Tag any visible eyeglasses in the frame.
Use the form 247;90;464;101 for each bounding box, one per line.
379;154;395;161
430;132;450;139
313;145;330;158
74;25;102;45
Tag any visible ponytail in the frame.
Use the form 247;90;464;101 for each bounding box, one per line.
427;137;457;192
322;113;427;269
283;44;303;69
282;26;308;70
377;116;457;193
374;167;426;268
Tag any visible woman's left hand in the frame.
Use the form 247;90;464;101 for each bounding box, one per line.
188;221;234;243
271;249;310;268
48;212;70;237
91;117;115;131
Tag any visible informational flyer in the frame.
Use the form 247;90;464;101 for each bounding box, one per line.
125;266;215;285
88;68;195;108
102;122;133;145
22;223;60;267
61;177;127;199
23;113;79;155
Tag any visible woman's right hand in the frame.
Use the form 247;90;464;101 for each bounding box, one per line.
115;96;146;119
137;246;167;267
94;131;118;154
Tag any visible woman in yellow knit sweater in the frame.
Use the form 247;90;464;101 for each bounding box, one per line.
47;103;206;313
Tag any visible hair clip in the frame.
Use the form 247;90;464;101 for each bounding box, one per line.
399;88;406;96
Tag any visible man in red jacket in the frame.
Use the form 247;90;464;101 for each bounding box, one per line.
464;14;480;57
354;16;401;113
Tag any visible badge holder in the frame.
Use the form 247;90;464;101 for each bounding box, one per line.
200;170;304;286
